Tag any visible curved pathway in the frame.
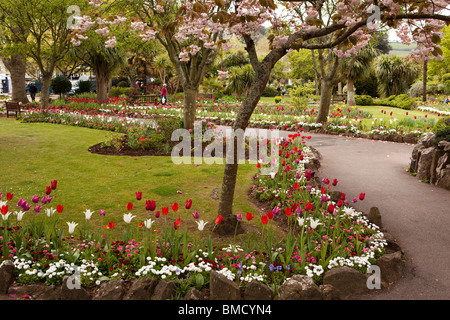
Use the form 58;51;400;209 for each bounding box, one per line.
219;126;450;299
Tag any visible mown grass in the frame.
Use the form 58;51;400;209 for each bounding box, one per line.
0;118;259;240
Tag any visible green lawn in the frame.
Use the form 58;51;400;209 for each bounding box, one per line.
0;118;258;238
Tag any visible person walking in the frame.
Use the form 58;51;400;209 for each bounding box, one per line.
29;82;38;101
161;83;167;105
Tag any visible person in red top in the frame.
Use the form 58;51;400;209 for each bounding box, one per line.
161;84;167;105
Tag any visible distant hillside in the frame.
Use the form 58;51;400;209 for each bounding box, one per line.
389;42;417;57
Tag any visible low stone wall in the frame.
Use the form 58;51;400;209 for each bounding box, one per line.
409;133;450;190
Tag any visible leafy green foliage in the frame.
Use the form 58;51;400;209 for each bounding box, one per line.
51;77;72;96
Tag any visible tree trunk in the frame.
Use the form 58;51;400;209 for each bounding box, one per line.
216;69;270;235
2;54;29;104
316;80;333;123
347;79;356;106
183;87;198;131
423;60;427;102
40;74;52;109
96;71;109;102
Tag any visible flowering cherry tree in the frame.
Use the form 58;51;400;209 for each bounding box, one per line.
77;0;449;233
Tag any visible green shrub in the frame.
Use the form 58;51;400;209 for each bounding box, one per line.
355;95;374;106
51;77;72;96
274;96;282;104
442;73;450;82
377;94;416;110
261;86;279;97
109;86;133;97
433;126;450;146
117;80;130;87
444;80;450;94
76;80;92;94
433;116;450;133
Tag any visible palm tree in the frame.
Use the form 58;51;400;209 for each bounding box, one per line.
225;64;255;98
374;55;419;98
342;45;381;106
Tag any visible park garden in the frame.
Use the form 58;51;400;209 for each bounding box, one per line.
1;0;450;301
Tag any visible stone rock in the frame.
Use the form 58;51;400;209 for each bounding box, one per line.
278;275;322;300
438;140;450;152
416;147;435;180
403;133;417;144
8;283;60;300
323;267;369;297
182;288;210;300
430;150;445;184
209;271;241;300
243;281;273;300
151;280;177;300
0;260;15;294
61;276;92;300
410;144;425;172
418;133;435;148
436;166;450;190
124;277;159;300
375;251;404;284
367;207;382;228
382;232;402;254
93;279;127;300
319;284;341;300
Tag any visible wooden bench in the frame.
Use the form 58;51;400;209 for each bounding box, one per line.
198;93;215;100
131;95;159;104
332;94;346;103
5;101;22;118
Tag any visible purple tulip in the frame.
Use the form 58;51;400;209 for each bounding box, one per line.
272;206;281;216
192;210;199;219
236;212;242;221
17;198;26;207
34;204;42;213
99;209;106;216
31;195;40;203
22;203;31;211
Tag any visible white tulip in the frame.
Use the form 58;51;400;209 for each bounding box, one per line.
67;221;78;234
196;220;208;231
84;209;94;220
144;218;154;229
297;217;305;227
310;218;322;230
45;207;56;217
2;212;11;221
123;213;135;224
16;210;26;222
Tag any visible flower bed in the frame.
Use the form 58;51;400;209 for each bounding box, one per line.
0;132;395;300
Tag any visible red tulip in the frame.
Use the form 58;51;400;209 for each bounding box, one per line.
146;200;156;211
51;180;57;190
256;163;261;168
127;202;133;210
185;199;192;209
215;214;223;225
45;186;51;195
174;217;181;229
108;221;115;229
6;192;13;201
56;204;64;213
261;215;268;225
1;205;8;215
162;207;169;216
155;211;161;218
267;211;273;219
172;202;179;212
359;193;366;201
340;193;346;200
285;207;292;216
246;212;255;221
337;200;343;207
328;203;335;214
135;191;142;200
332;179;338;186
305;201;313;211
294;182;299;190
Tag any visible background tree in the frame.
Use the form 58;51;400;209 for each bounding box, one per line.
0;0;82;107
51;76;72;98
375;54;420;97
